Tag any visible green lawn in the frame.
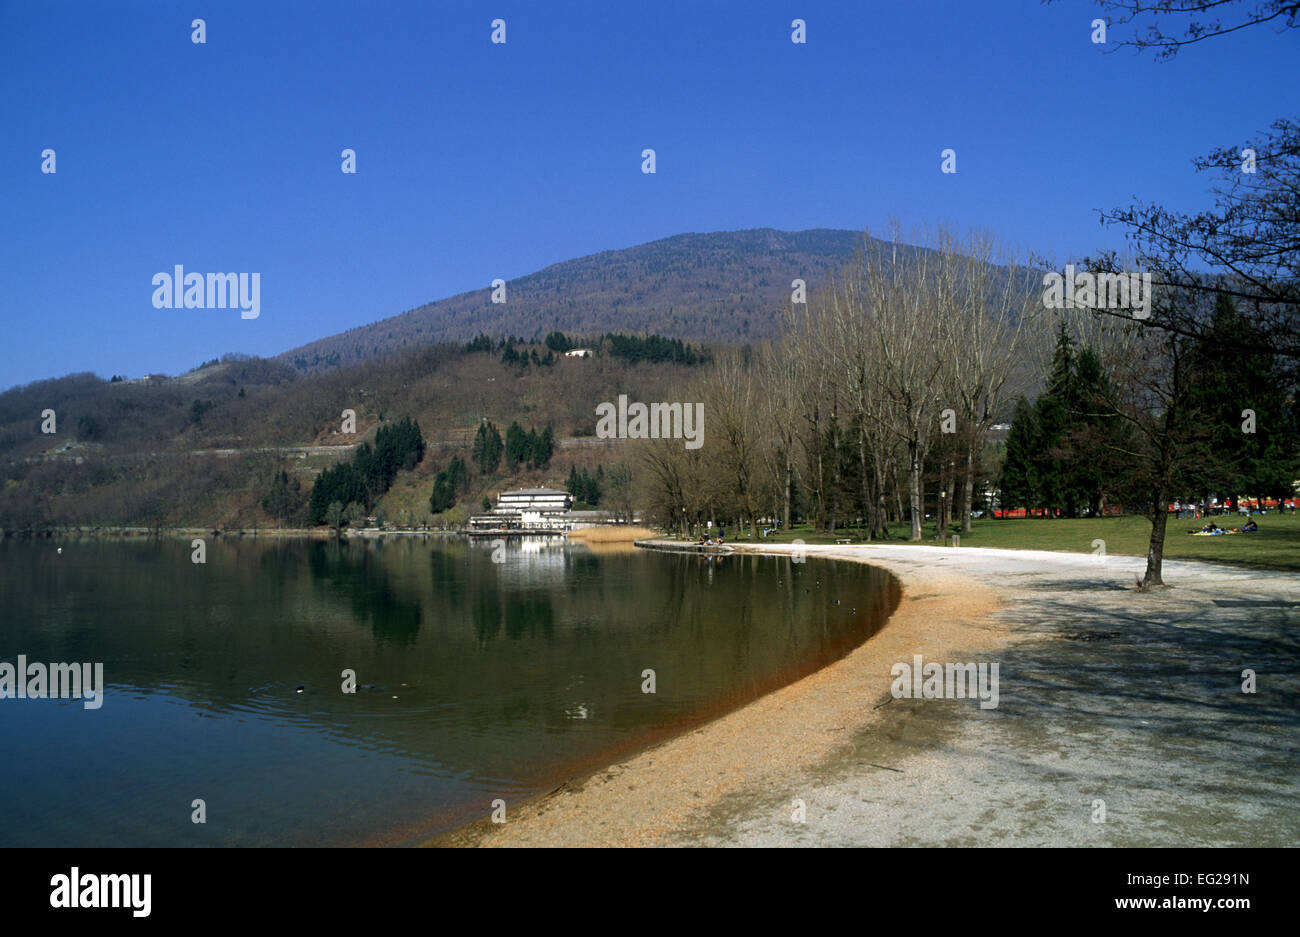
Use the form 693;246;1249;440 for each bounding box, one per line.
712;512;1300;573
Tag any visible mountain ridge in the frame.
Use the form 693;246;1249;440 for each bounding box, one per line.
277;227;870;372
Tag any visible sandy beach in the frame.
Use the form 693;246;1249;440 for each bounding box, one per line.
429;542;1299;847
431;542;1001;847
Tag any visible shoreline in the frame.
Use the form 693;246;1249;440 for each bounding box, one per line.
426;541;1007;847
1;526;460;540
4;525;651;541
429;542;1299;847
12;525;1294;576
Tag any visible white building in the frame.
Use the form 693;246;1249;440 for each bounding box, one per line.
564;348;592;358
466;488;573;531
495;488;572;515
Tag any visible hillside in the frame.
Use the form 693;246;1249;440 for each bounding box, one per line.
0;338;704;530
278;228;866;372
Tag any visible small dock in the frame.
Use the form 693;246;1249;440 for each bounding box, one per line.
633;539;734;554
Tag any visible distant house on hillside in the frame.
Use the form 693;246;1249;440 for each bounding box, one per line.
565;348;592;358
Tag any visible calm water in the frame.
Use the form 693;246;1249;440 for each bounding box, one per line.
0;536;898;846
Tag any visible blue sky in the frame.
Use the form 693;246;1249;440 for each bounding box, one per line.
1;0;1295;388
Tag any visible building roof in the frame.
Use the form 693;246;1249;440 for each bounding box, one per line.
500;488;569;497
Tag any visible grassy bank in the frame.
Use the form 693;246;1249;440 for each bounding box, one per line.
696;512;1300;573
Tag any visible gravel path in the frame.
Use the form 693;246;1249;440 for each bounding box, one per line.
669;544;1299;847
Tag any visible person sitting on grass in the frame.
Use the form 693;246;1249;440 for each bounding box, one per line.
1241;519;1259;532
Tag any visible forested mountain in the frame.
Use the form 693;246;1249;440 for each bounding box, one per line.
278;228;866;372
0;336;706;529
0;226;1039;530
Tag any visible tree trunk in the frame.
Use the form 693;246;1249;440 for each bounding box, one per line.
782;450;793;531
944;461;957;538
908;441;923;541
1142;494;1169;587
858;433;874;541
829;433;842;534
872;454;890;540
961;442;975;533
936;482;947;539
812;424;826;531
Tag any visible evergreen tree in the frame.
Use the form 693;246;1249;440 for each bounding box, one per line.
504;421;528;472
429;472;456;513
353;442;380;499
534;425;555;469
261;469;305;525
566;466;602;506
309;462;366;525
583;467;601;506
306;416;424;525
446;455;468;494
472;421;503;474
1032;326;1081;516
603;332;710;366
1000;396;1039;513
1185;293;1297;503
1069;345;1125;515
429;453;471;513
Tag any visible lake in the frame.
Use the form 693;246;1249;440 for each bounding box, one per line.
0;536;898;846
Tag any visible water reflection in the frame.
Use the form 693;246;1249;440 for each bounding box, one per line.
307;540;423;645
0;536;898;847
